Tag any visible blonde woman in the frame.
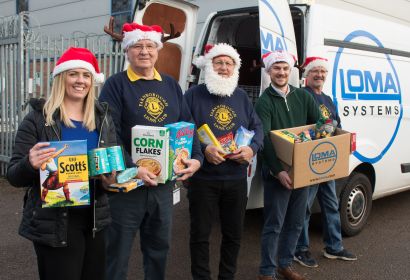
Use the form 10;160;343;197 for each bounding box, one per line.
7;47;117;280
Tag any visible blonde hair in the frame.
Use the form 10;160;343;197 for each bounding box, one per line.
43;71;96;131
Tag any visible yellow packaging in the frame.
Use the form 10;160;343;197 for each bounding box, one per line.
272;130;299;143
197;124;224;151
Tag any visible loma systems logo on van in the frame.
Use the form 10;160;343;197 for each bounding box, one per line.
309;142;338;175
332;30;403;163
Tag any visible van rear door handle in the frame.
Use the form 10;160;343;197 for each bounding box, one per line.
401;163;410;173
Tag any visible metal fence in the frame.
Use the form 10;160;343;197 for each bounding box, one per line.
0;13;126;175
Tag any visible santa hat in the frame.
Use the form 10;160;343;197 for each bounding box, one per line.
301;56;328;77
52;47;104;83
262;51;296;73
193;43;241;70
121;22;163;50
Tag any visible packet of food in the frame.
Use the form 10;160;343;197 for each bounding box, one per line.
197;124;224;152
217;132;238;156
234;126;255;147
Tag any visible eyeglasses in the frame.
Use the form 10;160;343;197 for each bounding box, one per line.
213;60;235;68
130;44;157;53
309;69;328;75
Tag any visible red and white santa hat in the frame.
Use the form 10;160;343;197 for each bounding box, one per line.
52;47;105;83
301;56;328;77
262;51;296;72
192;43;241;70
121;22;163;50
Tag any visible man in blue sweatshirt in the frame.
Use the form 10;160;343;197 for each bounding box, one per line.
99;23;203;280
184;43;263;280
294;56;357;268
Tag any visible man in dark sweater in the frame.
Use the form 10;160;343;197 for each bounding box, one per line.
255;51;321;280
184;43;263;280
294;57;356;268
99;23;203;280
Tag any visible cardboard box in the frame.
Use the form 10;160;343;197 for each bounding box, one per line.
270;124;351;188
131;125;170;184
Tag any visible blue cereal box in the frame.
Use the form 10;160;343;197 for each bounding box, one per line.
39;140;89;208
165;122;195;180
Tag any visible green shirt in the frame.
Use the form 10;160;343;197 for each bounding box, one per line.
255;84;321;175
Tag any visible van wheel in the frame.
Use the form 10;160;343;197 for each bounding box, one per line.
339;172;372;237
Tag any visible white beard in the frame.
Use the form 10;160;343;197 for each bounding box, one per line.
204;62;239;97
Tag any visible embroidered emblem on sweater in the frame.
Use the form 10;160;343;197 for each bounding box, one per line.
320;104;331;119
139;93;168;123
210;105;236;130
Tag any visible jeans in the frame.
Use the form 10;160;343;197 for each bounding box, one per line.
259;165;309;276
296;180;343;253
188;178;248;280
105;182;173;280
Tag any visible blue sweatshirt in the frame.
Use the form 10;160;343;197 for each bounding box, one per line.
184;84;263;180
304;86;341;128
99;70;203;168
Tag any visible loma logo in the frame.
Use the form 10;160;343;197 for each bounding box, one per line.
332;30;403;164
259;0;288;55
309;142;338;175
339;70;399;100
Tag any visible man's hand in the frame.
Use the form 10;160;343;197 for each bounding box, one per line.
136;166;157;186
204;145;226;165
175;158;201;181
228;146;254;164
277;171;292;190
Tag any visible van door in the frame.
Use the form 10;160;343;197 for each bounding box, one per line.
258;0;299;88
132;0;198;90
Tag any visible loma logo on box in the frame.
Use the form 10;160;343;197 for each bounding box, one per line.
309;142;338;175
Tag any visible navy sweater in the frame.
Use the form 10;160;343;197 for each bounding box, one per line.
99;71;203;167
304;86;341;128
184;84;263;180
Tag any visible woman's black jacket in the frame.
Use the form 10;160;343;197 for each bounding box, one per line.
6;98;117;247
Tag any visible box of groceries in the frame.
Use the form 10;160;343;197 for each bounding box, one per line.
131;125;169;184
165;122;195;181
270;124;352;188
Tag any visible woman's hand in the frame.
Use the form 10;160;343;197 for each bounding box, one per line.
98;171;117;190
204;145;226;165
136;166;158;186
29;142;56;170
228;146;254;164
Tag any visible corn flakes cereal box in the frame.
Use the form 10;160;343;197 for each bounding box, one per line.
131;125;170;184
165;122;195;181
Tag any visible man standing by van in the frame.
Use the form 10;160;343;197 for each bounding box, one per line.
294;56;357;268
99;22;203;280
255;51;320;280
185;43;263;280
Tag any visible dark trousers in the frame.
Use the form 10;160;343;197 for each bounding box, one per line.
33;225;106;280
188;178;248;280
106;182;173;280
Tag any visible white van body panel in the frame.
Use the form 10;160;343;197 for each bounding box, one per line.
304;2;410;201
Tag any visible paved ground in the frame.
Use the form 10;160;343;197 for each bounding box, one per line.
1;177;410;279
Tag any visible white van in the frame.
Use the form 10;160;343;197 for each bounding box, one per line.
131;0;410;236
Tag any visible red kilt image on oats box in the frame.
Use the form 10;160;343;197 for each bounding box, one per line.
39;140;89;208
165;122;195;180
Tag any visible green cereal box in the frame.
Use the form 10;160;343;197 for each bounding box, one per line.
165;122;195;180
131;125;170;184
